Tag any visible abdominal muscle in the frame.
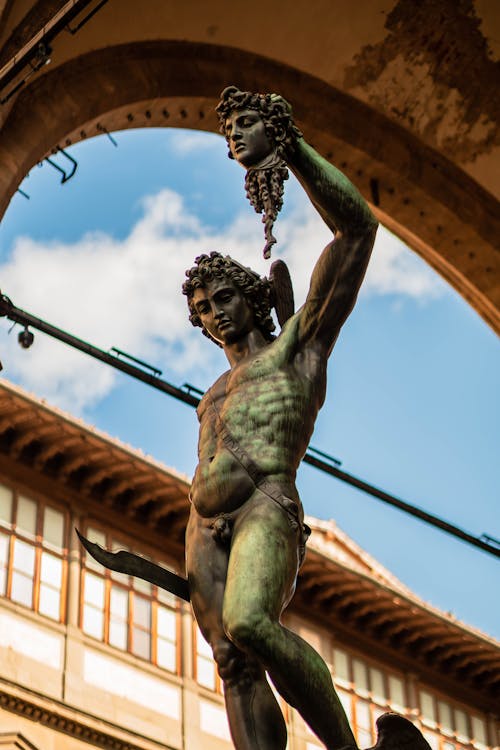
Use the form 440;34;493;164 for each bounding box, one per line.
190;446;299;518
190;447;256;517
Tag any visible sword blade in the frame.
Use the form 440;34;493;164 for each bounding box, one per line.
76;528;190;601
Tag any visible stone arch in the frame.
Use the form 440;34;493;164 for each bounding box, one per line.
0;39;498;331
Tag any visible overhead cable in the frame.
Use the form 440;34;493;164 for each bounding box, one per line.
0;291;498;559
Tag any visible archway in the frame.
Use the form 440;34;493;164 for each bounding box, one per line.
0;2;498;331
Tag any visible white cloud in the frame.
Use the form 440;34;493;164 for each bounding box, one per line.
269;193;445;306
365;224;446;300
168;130;222;156
0;187;443;414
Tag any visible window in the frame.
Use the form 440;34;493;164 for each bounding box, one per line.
369;667;386;705
418;690;490;750
332;648;411;747
353;659;369;697
337;687;353;725
80;524;179;673
333;647;350;687
388;675;405;712
439;701;454;735
195;624;220;692
0;482;67;622
470;716;488;750
421;690;437;728
354;699;373;748
156;593;177;671
332;649;375;745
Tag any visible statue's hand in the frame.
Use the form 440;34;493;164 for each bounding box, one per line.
269;93;293;115
268;94;303;155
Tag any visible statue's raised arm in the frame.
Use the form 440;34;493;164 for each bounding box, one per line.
289;133;378;356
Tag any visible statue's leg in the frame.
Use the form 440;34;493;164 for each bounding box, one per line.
222;496;357;750
186;507;287;750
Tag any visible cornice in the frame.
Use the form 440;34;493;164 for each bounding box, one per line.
0;682;173;750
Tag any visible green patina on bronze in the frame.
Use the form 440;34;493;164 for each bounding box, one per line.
80;86;432;750
182;88;380;750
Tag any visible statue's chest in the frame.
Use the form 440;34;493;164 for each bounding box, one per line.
227;344;290;391
225;353;306;421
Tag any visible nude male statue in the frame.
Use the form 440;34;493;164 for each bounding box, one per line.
181;87;378;750
77;85;430;750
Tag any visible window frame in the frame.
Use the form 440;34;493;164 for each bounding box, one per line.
417;687;489;750
0;480;69;623
193;620;222;693
79;520;181;675
331;645;409;746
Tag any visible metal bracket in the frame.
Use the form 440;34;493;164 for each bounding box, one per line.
181;383;205;397
96;122;118;146
308;445;342;467
0;42;52;105
66;0;110;34
44;147;77;184
110;347;162;377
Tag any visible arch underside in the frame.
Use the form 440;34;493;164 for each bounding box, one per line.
1;40;498;331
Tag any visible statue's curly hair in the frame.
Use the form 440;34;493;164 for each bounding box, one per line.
215;86;302;161
182;252;276;346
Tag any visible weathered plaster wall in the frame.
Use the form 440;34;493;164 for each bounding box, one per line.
344;0;499;193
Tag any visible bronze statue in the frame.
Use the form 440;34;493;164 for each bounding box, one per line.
182;87;380;750
79;86;431;750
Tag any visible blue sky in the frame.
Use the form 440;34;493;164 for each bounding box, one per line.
1;128;498;639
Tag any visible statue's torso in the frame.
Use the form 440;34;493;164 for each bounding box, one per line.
190;313;326;517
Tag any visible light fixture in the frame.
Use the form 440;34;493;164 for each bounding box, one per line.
18;327;34;349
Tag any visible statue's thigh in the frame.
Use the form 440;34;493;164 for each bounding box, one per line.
224;499;299;623
186;508;229;639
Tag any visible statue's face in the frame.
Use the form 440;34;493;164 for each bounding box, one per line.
225;108;273;167
192;277;254;345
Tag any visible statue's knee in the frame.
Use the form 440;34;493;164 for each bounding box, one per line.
223;611;265;653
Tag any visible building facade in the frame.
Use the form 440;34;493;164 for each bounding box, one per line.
1;0;499;336
0;379;498;750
